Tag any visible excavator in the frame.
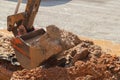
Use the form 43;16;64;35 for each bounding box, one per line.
7;0;47;69
7;0;84;70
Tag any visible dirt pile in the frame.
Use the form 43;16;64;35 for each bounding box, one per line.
0;26;120;80
11;54;120;80
0;31;21;65
0;31;23;80
9;26;120;80
0;32;14;57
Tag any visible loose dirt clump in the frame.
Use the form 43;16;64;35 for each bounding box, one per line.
0;32;14;56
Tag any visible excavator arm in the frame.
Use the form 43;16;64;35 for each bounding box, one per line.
7;0;41;36
7;0;47;69
7;0;72;69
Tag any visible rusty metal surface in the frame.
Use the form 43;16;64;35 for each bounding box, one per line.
7;0;45;69
7;0;41;36
7;12;25;36
23;0;41;31
11;28;45;69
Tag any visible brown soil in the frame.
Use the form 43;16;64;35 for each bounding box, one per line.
11;54;120;80
10;26;120;80
0;27;120;80
0;30;23;80
0;59;23;80
79;36;120;57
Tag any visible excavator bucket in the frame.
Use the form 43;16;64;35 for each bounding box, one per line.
11;29;46;69
7;0;45;69
6;0;61;69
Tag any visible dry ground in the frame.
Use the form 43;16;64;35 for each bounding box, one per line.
0;0;120;43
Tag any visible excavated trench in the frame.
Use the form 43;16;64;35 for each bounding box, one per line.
0;26;120;80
